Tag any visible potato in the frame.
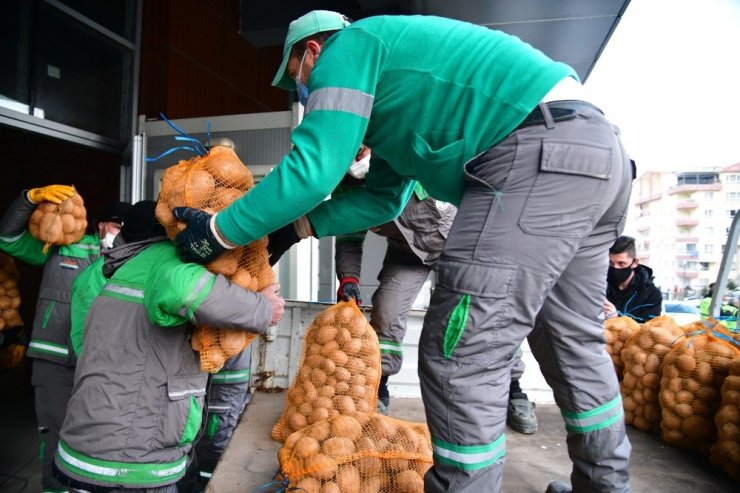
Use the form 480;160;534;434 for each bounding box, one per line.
395;470;424;493
322;436;355;456
315;325;338;345
208;250;241;277
306;421;332;442
682;415;712;441
289;412;309;432
319;483;341;493
330;415;363;441
308;406;330;425
294;436;321;459
306;453;337;480
205;146;252;189
295;477;321;493
184;169;216;208
329;349;349;367
335;464;361;493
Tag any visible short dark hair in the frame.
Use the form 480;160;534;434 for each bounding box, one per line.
291;30;341;57
609;235;636;258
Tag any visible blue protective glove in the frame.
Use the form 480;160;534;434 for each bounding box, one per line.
172;207;228;264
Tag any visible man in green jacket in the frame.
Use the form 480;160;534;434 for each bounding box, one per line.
55;200;284;492
173;11;633;493
0;184;129;493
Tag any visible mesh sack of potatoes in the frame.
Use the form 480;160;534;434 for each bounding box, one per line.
278;412;433;493
155;146;272;373
272;301;381;442
604;316;640;380
0;343;26;369
28;188;87;254
0;252;23;331
620;315;686;432
710;355;740;480
659;322;739;456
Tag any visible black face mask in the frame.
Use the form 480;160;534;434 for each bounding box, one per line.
608;265;634;286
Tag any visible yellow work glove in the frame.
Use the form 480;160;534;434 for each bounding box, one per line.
27;185;76;204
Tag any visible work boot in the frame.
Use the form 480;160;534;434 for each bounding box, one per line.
507;392;538;434
545;480;572;493
377;375;390;415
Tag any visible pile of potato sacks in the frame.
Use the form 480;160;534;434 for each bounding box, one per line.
155;146;272;372
274;301;433;492
604;315;740;480
0;253;24;368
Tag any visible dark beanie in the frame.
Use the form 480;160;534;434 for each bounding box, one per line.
95;201;132;227
121;200;166;242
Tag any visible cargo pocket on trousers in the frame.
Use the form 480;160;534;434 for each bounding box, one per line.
425;260;517;365
519;139;612;238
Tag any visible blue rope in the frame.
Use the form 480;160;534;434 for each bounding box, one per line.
145;113;209;162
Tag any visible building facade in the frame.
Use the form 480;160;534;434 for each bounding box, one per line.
627;164;740;299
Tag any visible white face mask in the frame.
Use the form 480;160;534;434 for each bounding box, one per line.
348;154;371;179
100;232;117;249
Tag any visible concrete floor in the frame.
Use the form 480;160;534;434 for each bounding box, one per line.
2;390;737;492
210;391;738;493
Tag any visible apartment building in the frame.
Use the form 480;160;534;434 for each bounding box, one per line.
627;163;740;299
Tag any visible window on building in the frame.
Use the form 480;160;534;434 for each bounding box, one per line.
727;192;740;201
728;175;739;184
730;210;737;218
705;209;713;218
704;244;714;254
706;192;715;200
700;262;710;271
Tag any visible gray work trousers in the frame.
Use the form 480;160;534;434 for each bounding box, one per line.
373;247;528;382
419;102;633;493
32;358;75;493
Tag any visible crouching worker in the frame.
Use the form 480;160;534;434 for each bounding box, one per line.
53;200;284;492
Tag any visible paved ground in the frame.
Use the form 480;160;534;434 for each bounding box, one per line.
209;391;738;493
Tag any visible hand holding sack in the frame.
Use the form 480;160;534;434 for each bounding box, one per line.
156;146;273;372
27;186;87;254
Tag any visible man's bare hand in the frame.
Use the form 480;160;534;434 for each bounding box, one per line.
603;299;618;319
260;283;285;326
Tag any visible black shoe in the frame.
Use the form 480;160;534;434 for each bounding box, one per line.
508;392;538;434
545;480;572;493
377;375;390;415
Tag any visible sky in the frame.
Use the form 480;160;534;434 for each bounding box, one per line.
583;0;740;173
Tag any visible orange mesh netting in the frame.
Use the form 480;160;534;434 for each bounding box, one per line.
279;413;433;493
659;321;740;456
155;145;273;373
0;344;26;369
0;252;23;331
28;189;87;254
272;301;381;442
604;316;640;381
710;354;740;480
620;315;686;433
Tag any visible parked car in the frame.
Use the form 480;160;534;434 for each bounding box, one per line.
663;301;701;325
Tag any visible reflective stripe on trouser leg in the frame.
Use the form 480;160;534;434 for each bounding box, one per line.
419;103;633;493
370;247;431;376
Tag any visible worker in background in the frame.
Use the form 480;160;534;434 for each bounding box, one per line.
54;200;284;492
699;282;738;329
0;184;129;493
604;235;662;323
172;11;633;493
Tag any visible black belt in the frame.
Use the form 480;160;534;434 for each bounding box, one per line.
516;102;579;130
